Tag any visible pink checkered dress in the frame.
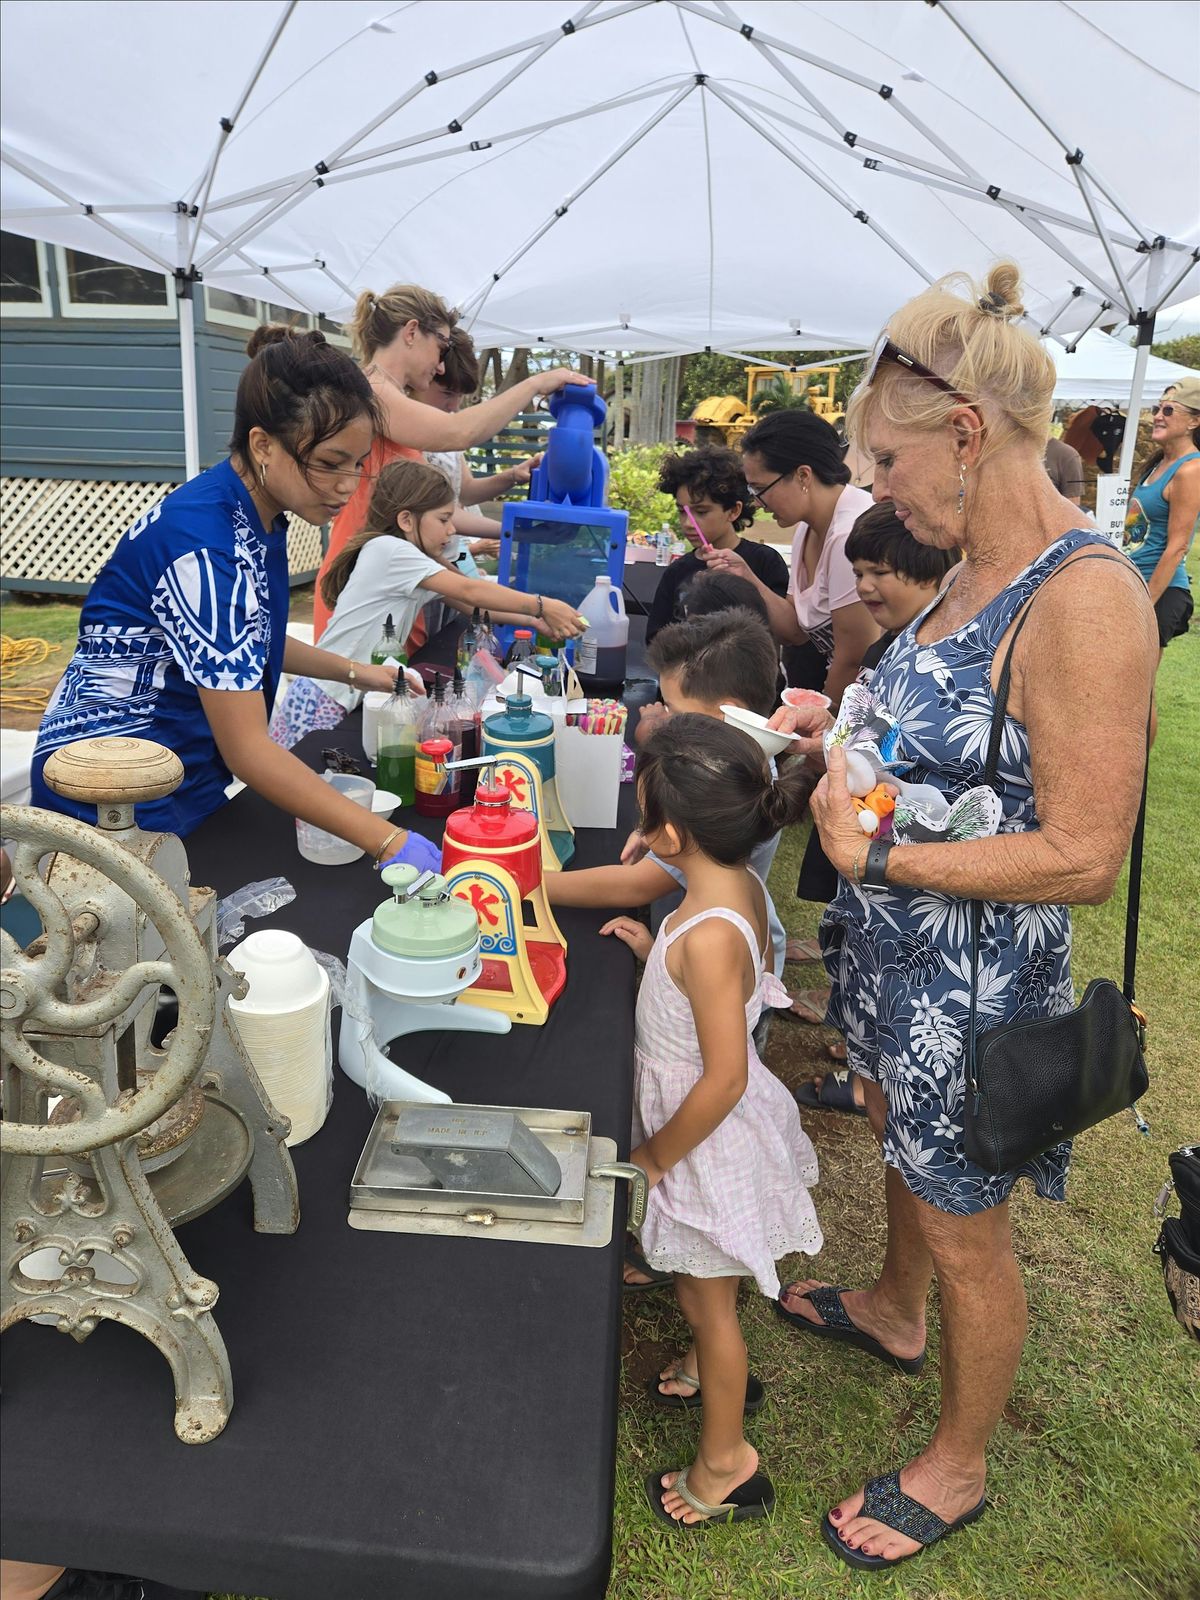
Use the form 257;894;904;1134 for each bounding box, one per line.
633;902;823;1297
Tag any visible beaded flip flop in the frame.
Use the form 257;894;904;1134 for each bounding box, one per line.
774;1285;926;1374
821;1470;987;1569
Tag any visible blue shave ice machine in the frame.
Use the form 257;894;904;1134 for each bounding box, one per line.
496;383;628;646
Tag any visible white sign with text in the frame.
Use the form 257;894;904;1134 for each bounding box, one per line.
1093;474;1129;546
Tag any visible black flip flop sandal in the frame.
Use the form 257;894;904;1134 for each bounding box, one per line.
624;1238;672;1291
773;1285;926;1374
794;1074;866;1116
646;1464;776;1529
645;1367;766;1415
820;1470;987;1569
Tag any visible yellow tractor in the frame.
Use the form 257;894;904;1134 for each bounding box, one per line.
691;364;844;448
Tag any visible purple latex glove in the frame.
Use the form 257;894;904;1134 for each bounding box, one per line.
380;829;442;876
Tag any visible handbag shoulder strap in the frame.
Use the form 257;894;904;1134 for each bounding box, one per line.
969;552;1150;1077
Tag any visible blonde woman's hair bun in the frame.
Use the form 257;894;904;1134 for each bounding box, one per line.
979;261;1025;321
844;258;1051;463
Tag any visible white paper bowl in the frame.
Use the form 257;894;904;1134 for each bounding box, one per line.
371;789;402;815
781;687;832;714
227;929;327;1013
720;704;803;759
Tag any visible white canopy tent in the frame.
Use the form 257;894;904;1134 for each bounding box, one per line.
1048;329;1197;406
2;0;1197;483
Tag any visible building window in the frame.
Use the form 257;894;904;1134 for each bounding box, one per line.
0;231;52;316
205;286;261;330
55;245;173;319
317;313;351;347
205;288;350;347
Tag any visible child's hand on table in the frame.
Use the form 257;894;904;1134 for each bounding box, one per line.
600;916;653;962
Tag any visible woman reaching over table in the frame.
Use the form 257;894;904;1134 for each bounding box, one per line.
311;283;590;637
31;326;442;874
769;262;1156;1571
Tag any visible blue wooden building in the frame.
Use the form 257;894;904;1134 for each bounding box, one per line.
0;231;341;590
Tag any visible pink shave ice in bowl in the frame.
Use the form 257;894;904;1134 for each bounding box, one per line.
781;688;832;713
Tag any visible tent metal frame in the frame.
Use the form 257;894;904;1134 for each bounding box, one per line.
3;0;1195;489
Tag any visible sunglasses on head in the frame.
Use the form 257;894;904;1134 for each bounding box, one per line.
864;337;970;404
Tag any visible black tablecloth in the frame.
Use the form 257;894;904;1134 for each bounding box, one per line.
1;717;636;1600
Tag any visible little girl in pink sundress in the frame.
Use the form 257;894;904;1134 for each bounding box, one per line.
601;715;823;1530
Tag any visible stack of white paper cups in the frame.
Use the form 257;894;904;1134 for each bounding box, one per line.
227;930;331;1146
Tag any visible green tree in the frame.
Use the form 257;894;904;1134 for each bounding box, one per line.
1151;333;1200;369
752;374;804;414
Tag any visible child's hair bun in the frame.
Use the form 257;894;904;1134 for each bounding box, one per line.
245;321;320;359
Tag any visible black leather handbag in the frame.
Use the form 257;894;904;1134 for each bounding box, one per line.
962;553;1150;1176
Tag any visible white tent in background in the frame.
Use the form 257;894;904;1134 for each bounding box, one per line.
1048;330;1197;405
2;0;1198;483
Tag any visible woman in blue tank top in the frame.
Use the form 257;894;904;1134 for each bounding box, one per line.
1126;376;1200;663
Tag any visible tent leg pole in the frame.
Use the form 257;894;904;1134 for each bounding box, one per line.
177;283;201;481
1117;314;1155;487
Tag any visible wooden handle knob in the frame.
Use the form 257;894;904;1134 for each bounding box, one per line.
42;737;184;804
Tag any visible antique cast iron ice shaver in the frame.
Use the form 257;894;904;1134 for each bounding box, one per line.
0;736;299;1443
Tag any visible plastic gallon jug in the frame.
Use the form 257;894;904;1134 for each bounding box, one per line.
574;576;628;692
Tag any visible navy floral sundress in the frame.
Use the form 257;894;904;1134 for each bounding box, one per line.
822;530;1115;1216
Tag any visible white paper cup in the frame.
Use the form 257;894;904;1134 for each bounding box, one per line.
227;930;326;1012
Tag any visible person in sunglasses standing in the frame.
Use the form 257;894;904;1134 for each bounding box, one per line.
1126;377;1200;711
768;262;1156;1570
701;409;880;715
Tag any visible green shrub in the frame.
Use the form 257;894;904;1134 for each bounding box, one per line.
606;445;677;536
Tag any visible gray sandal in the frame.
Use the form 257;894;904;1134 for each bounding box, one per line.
646;1364;766;1415
645;1463;776;1528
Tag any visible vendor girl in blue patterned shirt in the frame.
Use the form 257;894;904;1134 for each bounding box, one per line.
32;325;440;874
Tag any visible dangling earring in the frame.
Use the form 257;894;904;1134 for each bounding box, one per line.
259;461;267;488
956;462;967;516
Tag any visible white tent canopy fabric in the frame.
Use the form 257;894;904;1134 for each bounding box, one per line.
2;1;1198;478
2;1;1197;350
1047;329;1198;405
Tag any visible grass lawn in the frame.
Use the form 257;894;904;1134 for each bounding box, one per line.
3;563;1197;1600
607;585;1200;1600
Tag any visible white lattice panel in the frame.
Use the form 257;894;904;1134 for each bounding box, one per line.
0;478;323;588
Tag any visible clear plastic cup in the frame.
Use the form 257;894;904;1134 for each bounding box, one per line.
296;772;376;865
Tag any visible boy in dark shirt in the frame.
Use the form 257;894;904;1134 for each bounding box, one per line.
846;501;959;676
646;447;789;644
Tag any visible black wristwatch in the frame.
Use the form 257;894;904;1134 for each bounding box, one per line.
862;839;893;888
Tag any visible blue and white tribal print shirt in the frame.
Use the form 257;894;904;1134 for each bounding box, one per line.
32;459;290;836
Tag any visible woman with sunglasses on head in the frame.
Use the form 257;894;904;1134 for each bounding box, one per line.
767;263;1156;1571
32;325;442;875
311;284;590;637
700;408;879;715
1126;377;1200;698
